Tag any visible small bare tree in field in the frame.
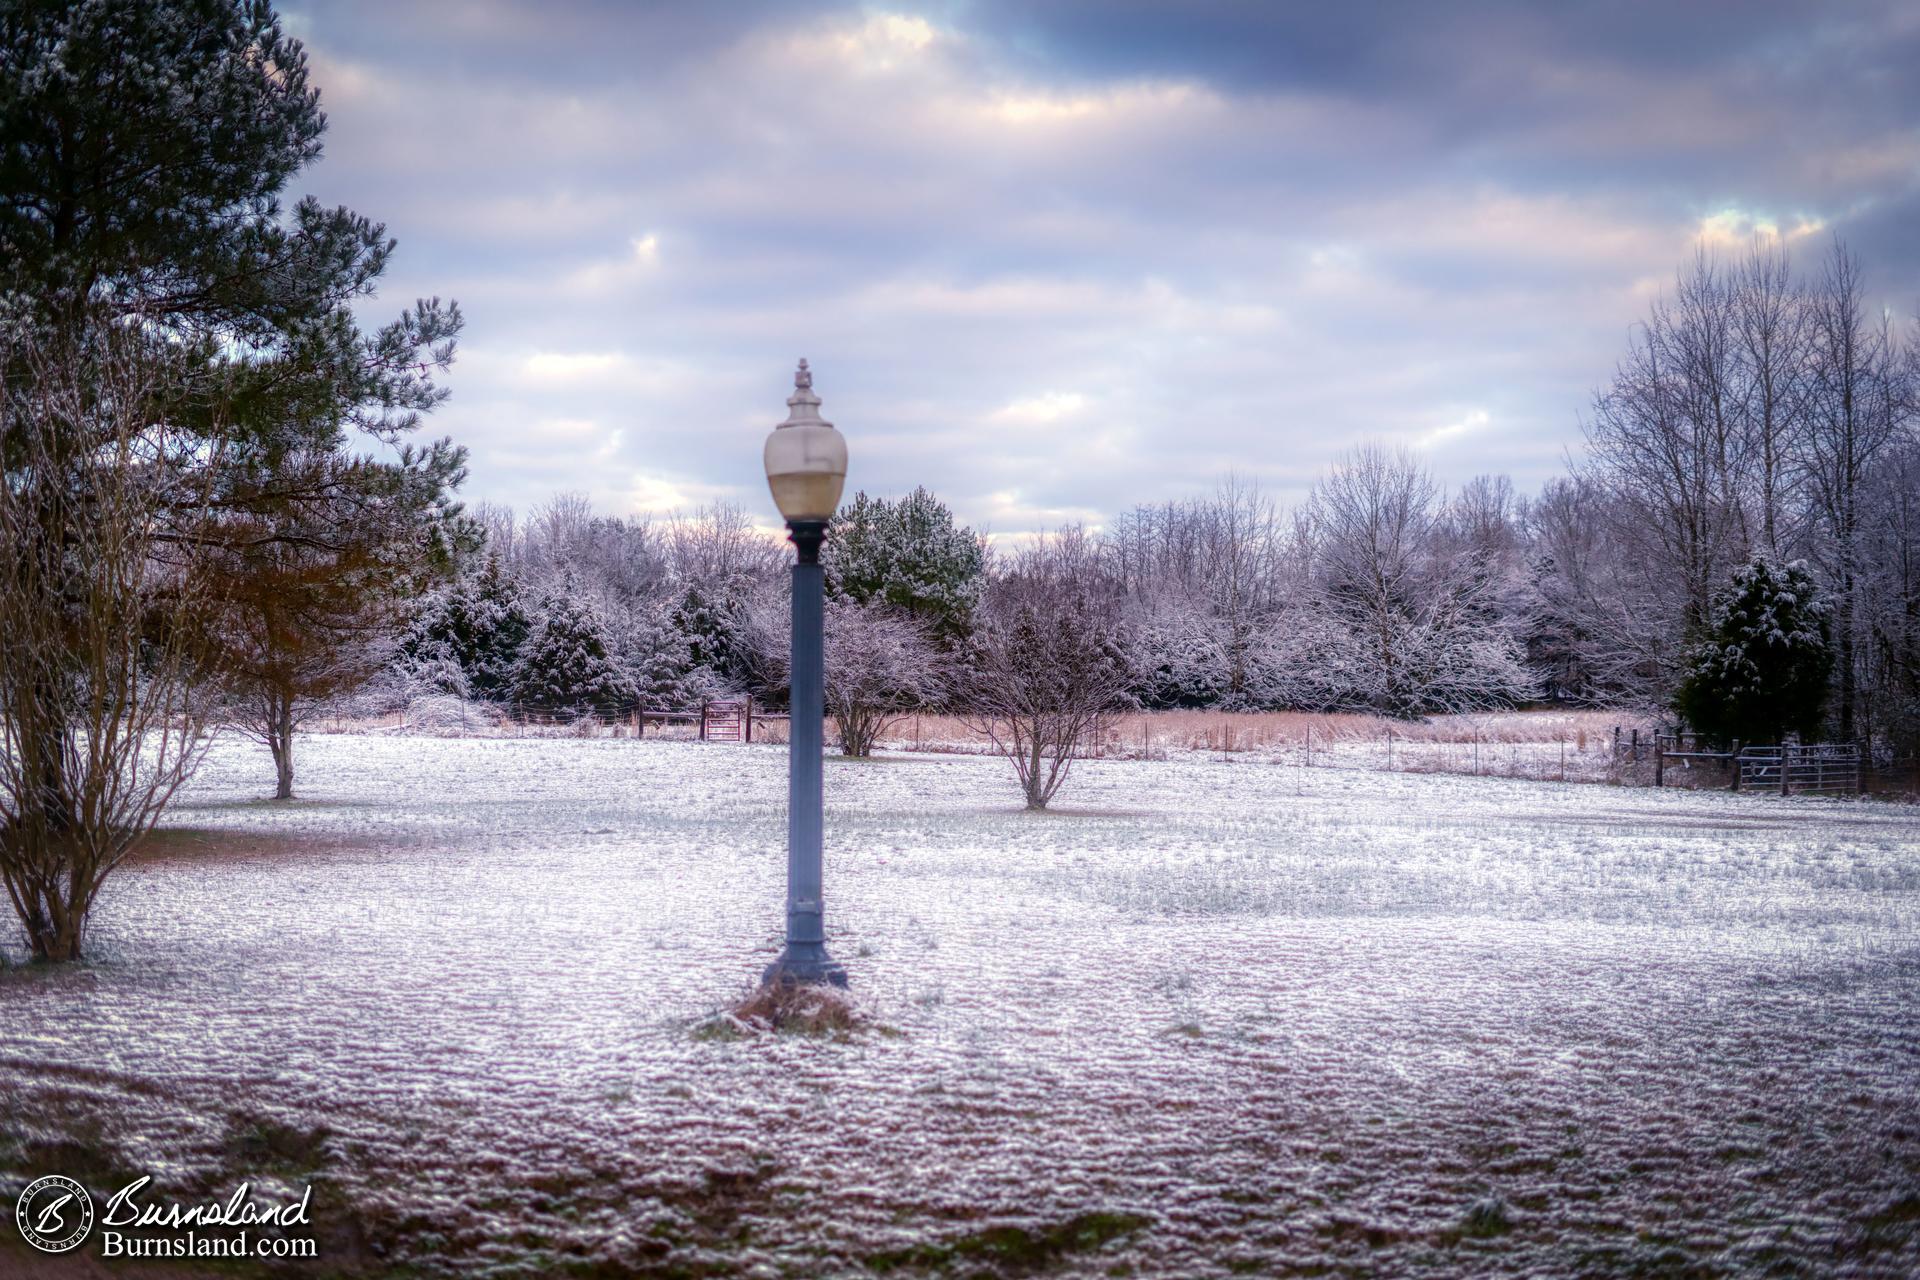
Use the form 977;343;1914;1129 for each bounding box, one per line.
0;328;217;961
962;537;1134;809
826;604;945;757
748;594;945;757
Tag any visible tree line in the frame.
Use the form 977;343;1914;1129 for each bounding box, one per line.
2;0;1917;963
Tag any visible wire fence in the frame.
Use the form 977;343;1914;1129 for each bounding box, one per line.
316;695;790;742
310;701;1916;796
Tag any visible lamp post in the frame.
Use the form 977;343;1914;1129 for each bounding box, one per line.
762;359;848;987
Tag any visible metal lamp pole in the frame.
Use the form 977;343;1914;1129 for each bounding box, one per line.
762;360;848;987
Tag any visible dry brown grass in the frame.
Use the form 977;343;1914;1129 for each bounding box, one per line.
696;982;870;1040
883;708;1650;756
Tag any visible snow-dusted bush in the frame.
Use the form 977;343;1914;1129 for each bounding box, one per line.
744;592;946;756
824;604;947;757
404;694;508;735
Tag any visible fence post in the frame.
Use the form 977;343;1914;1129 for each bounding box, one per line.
699;700;708;741
1730;740;1742;792
745;696;754;744
1654;735;1664;788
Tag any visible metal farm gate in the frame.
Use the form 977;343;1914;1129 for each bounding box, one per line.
1736;744;1862;796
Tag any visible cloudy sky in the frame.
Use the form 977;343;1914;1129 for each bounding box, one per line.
286;1;1920;537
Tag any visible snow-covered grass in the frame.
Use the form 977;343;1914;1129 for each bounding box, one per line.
2;733;1916;1277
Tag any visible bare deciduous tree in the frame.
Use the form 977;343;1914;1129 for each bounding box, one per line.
1582;258;1752;653
824;604;946;757
0;327;216;961
1802;239;1907;740
745;593;945;757
667;501;786;587
961;535;1133;809
1731;238;1810;555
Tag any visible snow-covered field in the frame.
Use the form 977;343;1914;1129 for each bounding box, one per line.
2;734;1917;1277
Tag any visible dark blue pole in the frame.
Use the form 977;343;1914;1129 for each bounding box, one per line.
766;519;845;986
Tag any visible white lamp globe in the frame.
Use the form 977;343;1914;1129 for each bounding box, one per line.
763;359;847;523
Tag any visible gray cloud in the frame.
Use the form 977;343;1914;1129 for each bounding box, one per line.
286;1;1920;536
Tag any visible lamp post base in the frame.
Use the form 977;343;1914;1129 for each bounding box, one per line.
762;942;848;988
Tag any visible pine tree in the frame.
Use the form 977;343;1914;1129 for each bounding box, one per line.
669;581;748;688
400;554;530;700
1675;558;1832;747
614;606;692;710
825;487;986;645
466;557;533;698
510;579;634;714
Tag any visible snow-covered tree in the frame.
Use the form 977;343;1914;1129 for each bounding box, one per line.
1128;597;1231;709
669;580;752;692
1675;558;1831;747
960;539;1136;809
1294;446;1537;716
510;579;635;714
826;487;986;645
401;554;531;701
612;605;693;710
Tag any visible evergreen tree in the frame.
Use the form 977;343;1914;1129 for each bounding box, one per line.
825;487;985;645
401;554;530;700
613;606;692;710
669;581;749;688
1675;558;1832;747
511;578;634;714
1130;602;1231;709
213;449;478;798
464;556;533;698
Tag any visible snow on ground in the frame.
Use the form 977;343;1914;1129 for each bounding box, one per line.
2;733;1918;1277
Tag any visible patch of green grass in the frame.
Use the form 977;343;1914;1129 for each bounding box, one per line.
1857;1193;1920;1251
1454;1197;1514;1240
224;1113;334;1175
864;1210;1151;1274
0;1113;141;1186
